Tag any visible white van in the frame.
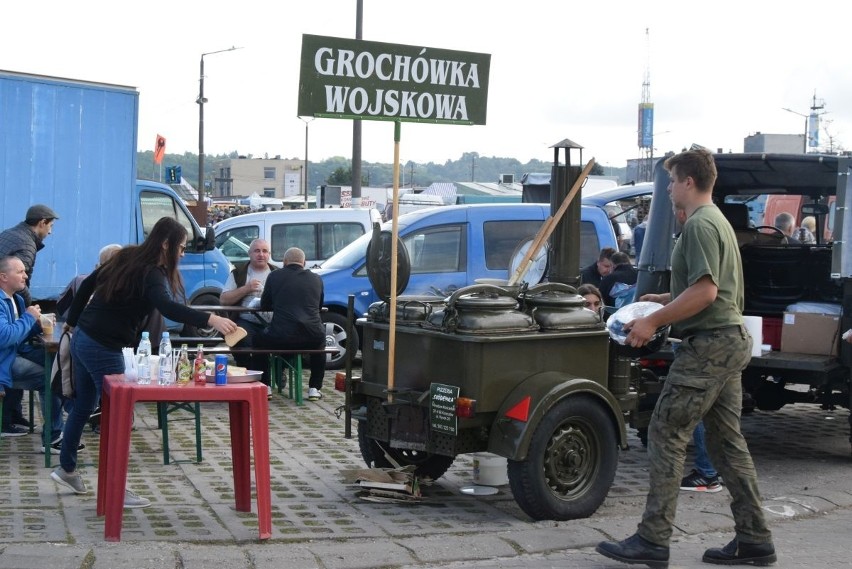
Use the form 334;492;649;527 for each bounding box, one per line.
387;193;446;219
213;208;381;268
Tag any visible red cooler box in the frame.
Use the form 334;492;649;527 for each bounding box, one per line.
762;316;782;351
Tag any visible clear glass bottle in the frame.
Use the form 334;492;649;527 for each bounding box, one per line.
176;344;192;385
193;344;207;384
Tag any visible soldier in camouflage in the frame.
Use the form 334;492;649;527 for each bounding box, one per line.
596;148;776;568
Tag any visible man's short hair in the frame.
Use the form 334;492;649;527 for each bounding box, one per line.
598;247;617;261
611;252;631;266
774;212;796;234
664;148;717;192
283;247;306;265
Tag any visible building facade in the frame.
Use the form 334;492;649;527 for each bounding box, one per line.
213;156;304;199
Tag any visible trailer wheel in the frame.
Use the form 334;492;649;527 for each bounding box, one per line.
508;396;617;521
357;422;455;480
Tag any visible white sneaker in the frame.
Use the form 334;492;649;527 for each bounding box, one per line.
307;387;322;401
123;488;152;509
267;384;273;399
50;467;89;495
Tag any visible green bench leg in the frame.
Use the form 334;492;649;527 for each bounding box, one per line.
270;355;303;406
158;401;203;465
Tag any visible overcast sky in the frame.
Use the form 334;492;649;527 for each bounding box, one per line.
4;0;850;169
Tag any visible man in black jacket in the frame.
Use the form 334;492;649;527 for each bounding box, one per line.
252;247;326;401
599;252;638;308
580;247;616;288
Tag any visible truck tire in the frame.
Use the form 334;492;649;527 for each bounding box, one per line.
357;422;455;480
183;293;221;338
323;312;358;370
508;396;617;521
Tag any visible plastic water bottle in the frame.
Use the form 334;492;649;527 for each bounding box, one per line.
158;332;174;385
136;331;152;385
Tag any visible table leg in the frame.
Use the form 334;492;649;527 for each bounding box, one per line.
228;401;251;512
249;387;272;540
102;386;135;542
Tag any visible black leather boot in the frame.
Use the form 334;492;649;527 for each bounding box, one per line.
703;538;777;566
596;533;670;568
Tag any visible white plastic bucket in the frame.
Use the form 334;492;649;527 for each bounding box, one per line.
472;452;508;486
743;316;763;357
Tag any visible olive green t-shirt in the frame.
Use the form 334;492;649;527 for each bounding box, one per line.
670;204;744;337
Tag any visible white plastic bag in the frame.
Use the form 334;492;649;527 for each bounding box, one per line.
605;301;664;345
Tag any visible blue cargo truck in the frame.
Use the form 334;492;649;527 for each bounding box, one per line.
0;70;229;332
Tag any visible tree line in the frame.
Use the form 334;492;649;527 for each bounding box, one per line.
137;150;621;195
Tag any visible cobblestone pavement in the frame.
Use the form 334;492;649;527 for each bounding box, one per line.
1;367;851;568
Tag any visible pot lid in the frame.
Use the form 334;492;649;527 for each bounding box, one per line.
524;289;587;308
454;292;519;309
366;228;411;301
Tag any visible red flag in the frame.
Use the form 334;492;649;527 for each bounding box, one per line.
154;134;166;164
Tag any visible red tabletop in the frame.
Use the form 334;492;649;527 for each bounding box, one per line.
96;375;271;541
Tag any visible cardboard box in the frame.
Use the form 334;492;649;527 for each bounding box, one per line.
780;312;840;356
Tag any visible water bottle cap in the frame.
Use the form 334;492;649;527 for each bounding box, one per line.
142;331;149;338
162;332;169;338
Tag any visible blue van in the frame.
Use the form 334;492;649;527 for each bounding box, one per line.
315;203;618;367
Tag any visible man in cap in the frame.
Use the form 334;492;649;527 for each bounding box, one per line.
0;204;59;436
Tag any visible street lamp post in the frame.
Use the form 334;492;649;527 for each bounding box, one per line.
782;107;809;154
197;46;241;224
298;117;315;208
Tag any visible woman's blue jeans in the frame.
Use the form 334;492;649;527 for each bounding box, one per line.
692;421;718;478
60;328;123;473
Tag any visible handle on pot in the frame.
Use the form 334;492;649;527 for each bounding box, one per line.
446;284;515;310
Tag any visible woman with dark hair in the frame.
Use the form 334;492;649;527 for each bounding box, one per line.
50;217;238;508
578;283;604;318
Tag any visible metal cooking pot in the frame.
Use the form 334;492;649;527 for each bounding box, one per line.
367;295;446;324
522;283;601;330
426;284;538;334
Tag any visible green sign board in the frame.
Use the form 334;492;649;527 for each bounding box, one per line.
430;382;460;436
298;34;490;125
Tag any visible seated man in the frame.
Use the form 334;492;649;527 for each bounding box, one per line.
219;239;276;372
580;247;616;288
599;252;638;308
250;247;326;402
0;256;68;451
774;211;802;245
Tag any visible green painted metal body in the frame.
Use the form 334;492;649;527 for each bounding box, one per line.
356;318;630;459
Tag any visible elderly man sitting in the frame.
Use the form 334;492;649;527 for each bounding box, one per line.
0;256;74;453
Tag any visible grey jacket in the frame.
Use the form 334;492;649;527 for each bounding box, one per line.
0;222;44;304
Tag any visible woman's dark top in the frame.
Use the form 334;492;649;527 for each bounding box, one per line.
67;266;209;350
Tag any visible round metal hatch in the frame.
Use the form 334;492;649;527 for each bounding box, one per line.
366;229;410;301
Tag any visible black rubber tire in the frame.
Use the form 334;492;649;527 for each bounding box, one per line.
508;396;618;521
322;311;359;370
183;293;221;337
357;421;455;480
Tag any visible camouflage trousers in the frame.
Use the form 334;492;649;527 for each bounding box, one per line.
637;325;773;546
